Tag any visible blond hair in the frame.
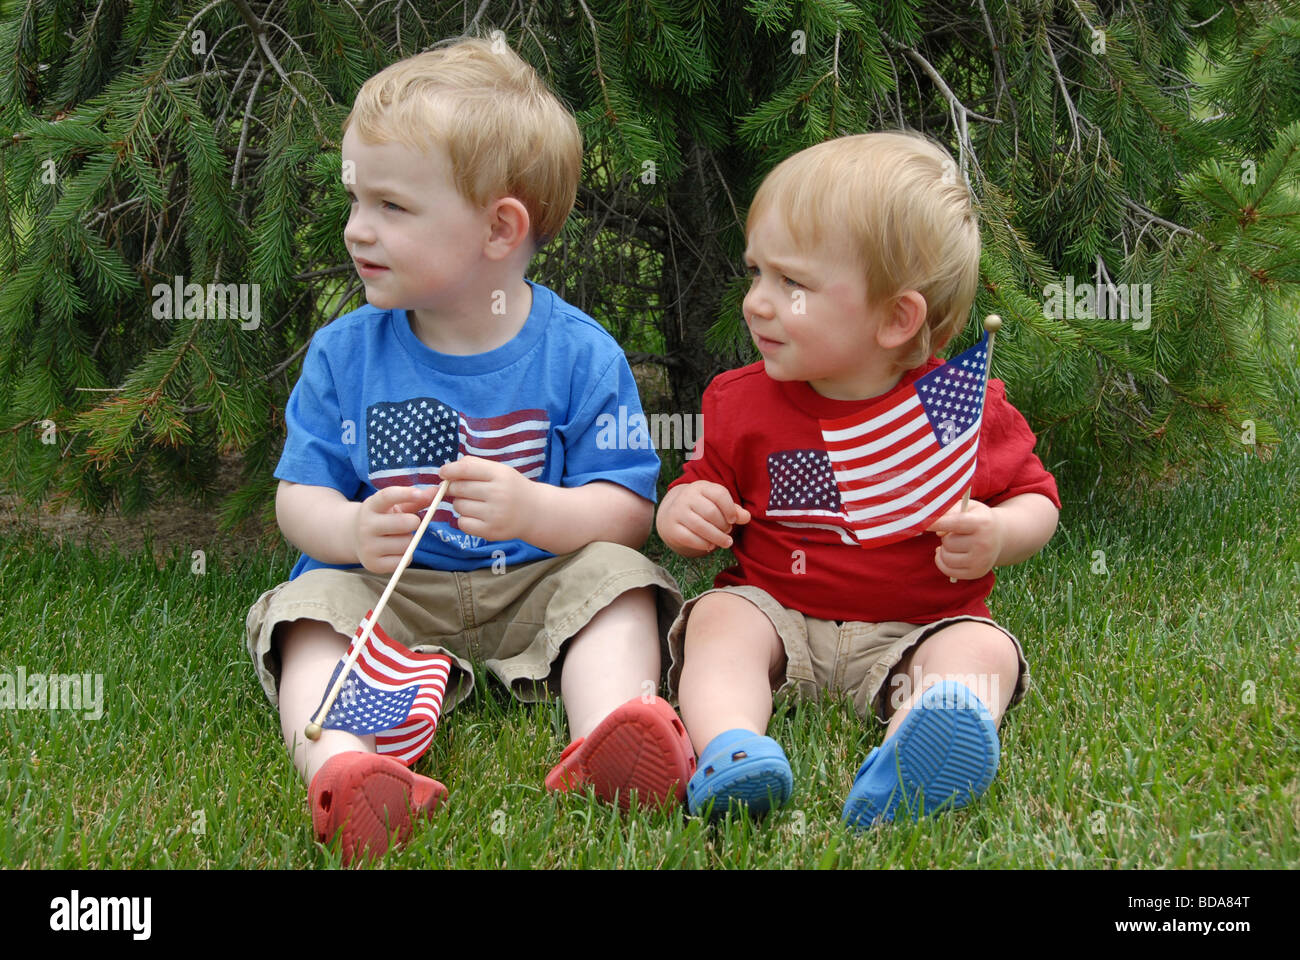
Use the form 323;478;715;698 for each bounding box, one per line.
342;37;581;246
747;131;980;371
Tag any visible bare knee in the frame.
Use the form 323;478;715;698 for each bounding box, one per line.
938;626;1018;677
980;631;1020;680
277;618;348;662
884;623;1020;719
683;593;784;680
908;623;1017;674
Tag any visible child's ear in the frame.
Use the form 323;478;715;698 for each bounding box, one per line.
483;197;532;261
875;290;928;350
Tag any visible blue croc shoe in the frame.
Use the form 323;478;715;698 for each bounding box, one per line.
687;729;793;821
842;681;999;828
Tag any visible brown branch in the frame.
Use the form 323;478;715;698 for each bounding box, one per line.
228;0;325;141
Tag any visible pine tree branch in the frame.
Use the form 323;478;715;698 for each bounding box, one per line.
576;183;667;238
1121;196;1210;244
976;0;1017;126
466;0;492;35
263;281;364;383
575;0;615;123
232;65;267;190
896;44;1002;125
881;33;1000;187
880;44;906;127
292;264;356;282
86;196;143;227
228;0;326;141
1043;33;1081;155
142;0;228;84
1068;0;1098;35
829;24;841;136
215;49;259;131
1189;8;1226;30
706;147;743;239
163;69;238;87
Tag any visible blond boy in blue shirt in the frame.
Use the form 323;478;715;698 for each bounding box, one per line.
246;38;693;864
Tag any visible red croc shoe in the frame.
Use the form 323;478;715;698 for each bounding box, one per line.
308;751;447;865
545;696;696;810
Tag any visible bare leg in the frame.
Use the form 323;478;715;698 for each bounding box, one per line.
277;618;375;784
677;592;786;752
880;621;1020;739
559;586;660;740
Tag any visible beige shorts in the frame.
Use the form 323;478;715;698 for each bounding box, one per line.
246;542;683;712
666;584;1030;724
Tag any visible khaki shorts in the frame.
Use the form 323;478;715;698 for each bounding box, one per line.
666;584;1030;725
246;542;683;712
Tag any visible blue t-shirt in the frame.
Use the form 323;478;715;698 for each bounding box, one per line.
275;280;659;579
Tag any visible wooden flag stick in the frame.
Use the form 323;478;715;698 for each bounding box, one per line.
948;314;1001;584
304;479;450;741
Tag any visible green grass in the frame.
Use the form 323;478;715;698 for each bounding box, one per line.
2;360;1297;869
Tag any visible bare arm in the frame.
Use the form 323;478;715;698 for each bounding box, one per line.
437;456;653;554
992;492;1060;566
276;481;362;565
929;491;1059;580
525;480;654;554
276;480;441;573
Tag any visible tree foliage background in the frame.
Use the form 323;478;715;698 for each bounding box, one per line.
2;0;1297;532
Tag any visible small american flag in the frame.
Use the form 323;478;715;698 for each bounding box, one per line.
366;397;549;527
315;611;453;766
819;331;990;548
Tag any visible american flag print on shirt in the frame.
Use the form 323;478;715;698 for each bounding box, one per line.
366;397;549;527
765;448;855;543
818;331;990;548
315;611;453;766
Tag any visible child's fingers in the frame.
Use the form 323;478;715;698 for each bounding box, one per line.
733;505;752;525
360;543;411;573
438;456;493;481
695;482;742;517
455;515;491;538
935;544;993;580
926;514;965;535
935;533;973;556
449;497;489;523
369;552;413;574
928;502;992;535
366;533;426;564
681;510;733;549
368;512;424;536
934;528;996;560
445;479;495;503
933;546;962;579
685;494;730;534
370;484;432;512
670;523;725;554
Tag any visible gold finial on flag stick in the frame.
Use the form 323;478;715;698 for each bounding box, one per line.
305;478;451;741
948;315;1001;583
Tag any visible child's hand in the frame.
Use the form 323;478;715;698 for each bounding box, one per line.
439;455;538;542
353;484;439;574
657;481;751;557
926;500;1003;580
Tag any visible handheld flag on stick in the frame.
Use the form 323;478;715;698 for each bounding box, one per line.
816;315;1001;552
304;478;449;745
310;613;452;765
945;316;1002;580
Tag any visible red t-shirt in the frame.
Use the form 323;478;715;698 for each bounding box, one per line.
670;360;1061;623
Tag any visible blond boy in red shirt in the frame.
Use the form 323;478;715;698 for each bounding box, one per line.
657;132;1060;825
